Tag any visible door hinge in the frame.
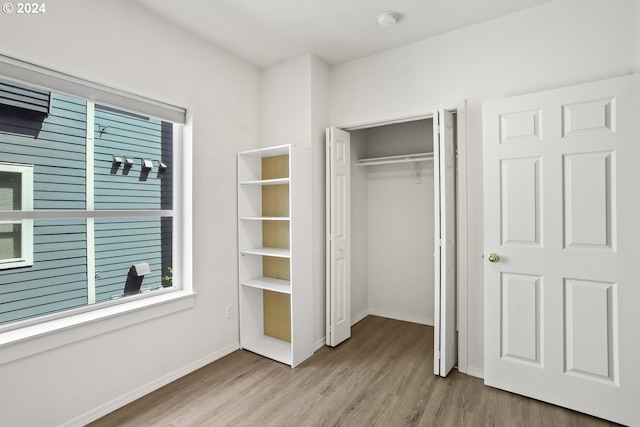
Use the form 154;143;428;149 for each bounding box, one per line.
437;351;441;360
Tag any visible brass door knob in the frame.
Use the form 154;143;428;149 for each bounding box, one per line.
488;253;500;263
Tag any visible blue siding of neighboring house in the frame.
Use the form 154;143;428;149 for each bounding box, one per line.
94;217;171;301
1;93;87;210
0;93;88;324
0;87;173;325
93;106;173;302
0;220;88;324
93;105;172;210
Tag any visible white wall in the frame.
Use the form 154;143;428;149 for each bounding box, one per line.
636;0;640;71
349;129;369;322
260;57;311;148
329;0;637;376
349;121;435;325
365;120;433;158
310;56;331;345
364;121;434;325
259;54;330;346
367;166;433;324
0;1;259;426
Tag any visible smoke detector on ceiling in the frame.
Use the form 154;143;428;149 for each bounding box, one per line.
377;12;398;28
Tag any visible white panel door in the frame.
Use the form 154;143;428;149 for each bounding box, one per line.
483;74;640;426
326;127;351;347
434;109;457;376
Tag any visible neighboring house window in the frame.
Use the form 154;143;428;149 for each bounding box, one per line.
0;75;182;327
0;163;33;270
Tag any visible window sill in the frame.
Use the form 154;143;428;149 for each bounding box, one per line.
0;290;197;366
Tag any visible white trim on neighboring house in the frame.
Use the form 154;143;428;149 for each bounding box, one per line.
0;162;34;270
86;101;96;304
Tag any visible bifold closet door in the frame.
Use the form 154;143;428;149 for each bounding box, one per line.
326;127;351;347
433;109;457;377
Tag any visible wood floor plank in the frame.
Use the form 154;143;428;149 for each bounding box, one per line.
88;316;621;427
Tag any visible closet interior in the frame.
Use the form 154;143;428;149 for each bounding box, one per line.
349;119;437;326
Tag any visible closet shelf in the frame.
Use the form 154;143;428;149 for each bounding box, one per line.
356;152;433;167
241;277;291;294
357;152;433;184
240;216;290;221
240;247;291;258
240;177;290;186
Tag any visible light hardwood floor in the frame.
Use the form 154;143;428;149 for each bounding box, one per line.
89;316;620;427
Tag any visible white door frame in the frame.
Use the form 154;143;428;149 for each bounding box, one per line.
334;99;469;374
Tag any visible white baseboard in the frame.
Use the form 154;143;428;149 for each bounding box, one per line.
351;309;369;326
315;309;369;350
368;309;433;326
314;337;326;351
465;365;484;379
63;342;240;427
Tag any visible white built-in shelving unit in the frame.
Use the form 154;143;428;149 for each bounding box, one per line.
237;144;313;367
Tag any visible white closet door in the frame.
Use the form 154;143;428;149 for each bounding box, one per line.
483;74;640;425
434;109;457;376
326;127;351;347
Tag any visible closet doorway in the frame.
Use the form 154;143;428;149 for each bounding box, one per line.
326;104;466;377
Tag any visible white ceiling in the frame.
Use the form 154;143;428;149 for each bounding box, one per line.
132;0;552;68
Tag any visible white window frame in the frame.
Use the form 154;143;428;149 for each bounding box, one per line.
0;54;194;366
0;162;34;270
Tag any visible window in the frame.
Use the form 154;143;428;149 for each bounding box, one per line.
0;163;33;269
0;68;186;328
